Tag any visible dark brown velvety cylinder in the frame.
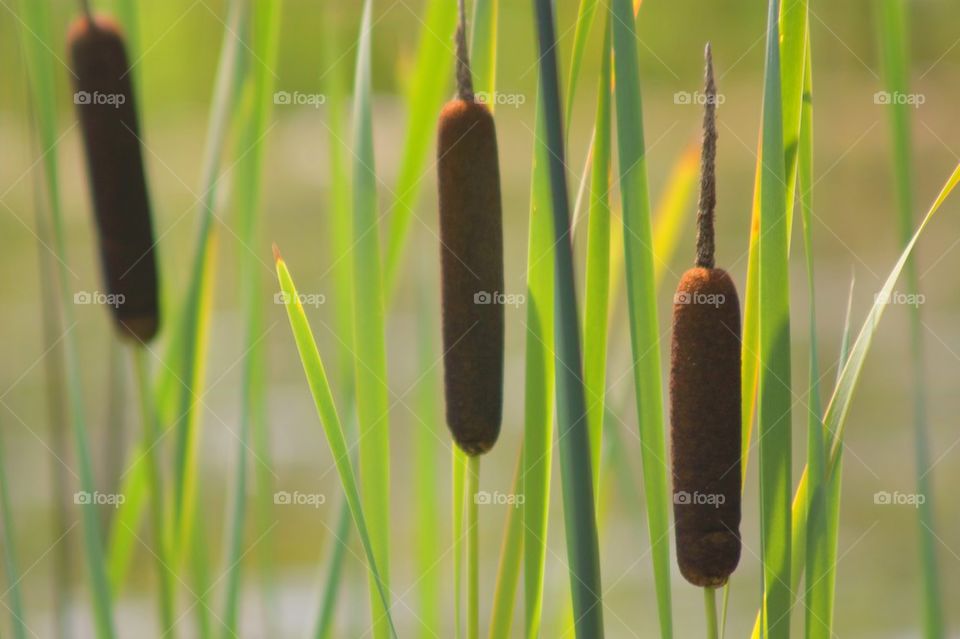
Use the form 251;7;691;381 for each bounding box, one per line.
670;267;742;587
69;15;159;342
437;99;504;455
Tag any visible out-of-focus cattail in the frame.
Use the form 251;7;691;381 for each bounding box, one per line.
69;12;159;343
670;43;742;588
437;0;504;455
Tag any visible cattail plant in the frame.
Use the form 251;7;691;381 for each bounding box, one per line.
69;5;159;342
670;44;742;588
437;0;504;456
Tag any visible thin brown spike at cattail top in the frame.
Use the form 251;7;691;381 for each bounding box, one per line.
437;2;504;456
68;13;160;343
670;43;742;588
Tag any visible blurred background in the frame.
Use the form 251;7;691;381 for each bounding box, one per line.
2;0;960;636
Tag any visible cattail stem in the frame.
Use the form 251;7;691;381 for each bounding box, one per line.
455;0;474;101
704;587;719;639
466;456;480;639
79;0;93;20
696;42;717;269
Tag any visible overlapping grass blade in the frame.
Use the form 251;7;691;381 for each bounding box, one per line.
383;0;457;291
15;2;116;636
350;2;392;634
877;2;944;635
312;3;358;634
582;16;612;494
140;0;249;571
413;266;443;638
274;253;398;639
487;454;523;639
0;428;28;639
518;97;557;639
779;0;808;234
609;0;672;634
534;1;604;636
795;37;838;639
470;0;498;100
221;0;281;635
565;0;600;134
756;1;792;636
749;161;960;638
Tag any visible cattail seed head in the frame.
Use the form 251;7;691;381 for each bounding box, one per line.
670;43;742;587
670;268;742;586
69;15;160;343
437;99;504;456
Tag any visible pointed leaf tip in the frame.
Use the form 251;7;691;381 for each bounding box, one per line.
272;243;282;263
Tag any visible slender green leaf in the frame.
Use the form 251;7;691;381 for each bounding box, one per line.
162;0;249;567
221;0;281;635
488;454;523;639
582;16;612;497
750;161;960;638
470;0;498;102
779;0;808;237
351;3;392;635
0;428;28;639
609;0;673;634
16;2;117;635
383;0;457;292
521;96;556;639
275;253;398;639
876;3;943;635
565;0;600;136
534;2;605;637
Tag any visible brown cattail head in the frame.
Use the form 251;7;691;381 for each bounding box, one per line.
437;99;504;456
670;44;741;587
69;15;159;343
670;268;741;587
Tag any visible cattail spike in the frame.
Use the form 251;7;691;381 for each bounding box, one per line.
696;42;717;269
455;0;474;101
70;15;160;342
